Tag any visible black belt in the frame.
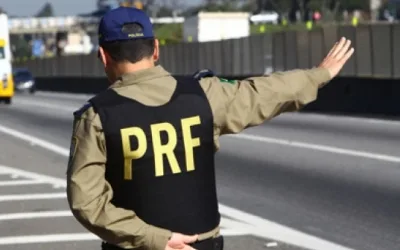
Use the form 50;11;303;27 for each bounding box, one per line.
102;236;224;250
190;235;224;250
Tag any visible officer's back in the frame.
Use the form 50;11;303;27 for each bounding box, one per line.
90;66;220;234
67;6;353;250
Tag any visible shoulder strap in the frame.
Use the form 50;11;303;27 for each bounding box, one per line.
171;75;207;100
89;89;132;113
192;69;215;80
73;102;92;118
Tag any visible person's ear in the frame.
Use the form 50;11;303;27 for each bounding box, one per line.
98;46;111;66
153;39;160;62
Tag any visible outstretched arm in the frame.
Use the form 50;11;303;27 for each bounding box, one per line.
199;37;354;137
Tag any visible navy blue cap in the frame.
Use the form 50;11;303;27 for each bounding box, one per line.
98;7;154;43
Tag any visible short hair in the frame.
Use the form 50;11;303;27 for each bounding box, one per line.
99;23;155;64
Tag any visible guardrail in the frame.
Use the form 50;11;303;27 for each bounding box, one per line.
13;33;273;77
272;23;400;79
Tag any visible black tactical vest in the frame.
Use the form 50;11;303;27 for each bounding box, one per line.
89;76;220;234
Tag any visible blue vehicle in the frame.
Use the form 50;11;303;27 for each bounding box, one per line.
12;68;36;94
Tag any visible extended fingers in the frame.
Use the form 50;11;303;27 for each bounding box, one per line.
335;39;352;60
330;37;348;58
339;47;355;64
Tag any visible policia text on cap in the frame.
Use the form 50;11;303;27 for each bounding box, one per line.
66;6;354;250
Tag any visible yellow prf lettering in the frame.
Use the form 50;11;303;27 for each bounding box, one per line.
121;116;202;179
121;127;147;180
181;116;201;171
151;123;180;177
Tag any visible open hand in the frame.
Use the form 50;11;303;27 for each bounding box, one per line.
165;233;198;250
318;37;355;79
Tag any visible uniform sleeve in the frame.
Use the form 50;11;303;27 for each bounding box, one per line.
66;105;172;250
199;67;331;137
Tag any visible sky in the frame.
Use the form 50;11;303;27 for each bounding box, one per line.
1;0;202;17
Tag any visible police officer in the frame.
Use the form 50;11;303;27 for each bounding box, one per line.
66;6;354;250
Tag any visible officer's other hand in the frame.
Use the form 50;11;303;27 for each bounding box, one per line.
165;245;197;250
165;233;198;250
318;37;354;79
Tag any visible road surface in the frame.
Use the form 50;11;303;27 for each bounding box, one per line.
0;91;399;250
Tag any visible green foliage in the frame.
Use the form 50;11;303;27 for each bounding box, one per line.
153;23;182;45
12;37;32;58
304;0;369;12
338;0;370;11
271;0;292;14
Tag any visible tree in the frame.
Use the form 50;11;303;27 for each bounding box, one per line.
36;2;54;17
267;0;292;14
257;0;296;20
12;36;31;58
190;0;241;12
338;0;369;11
301;0;368;21
303;0;369;12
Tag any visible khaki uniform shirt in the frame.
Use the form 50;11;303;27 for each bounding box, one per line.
66;65;331;249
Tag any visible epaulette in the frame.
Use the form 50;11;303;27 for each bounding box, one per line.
192;69;215;80
73;102;92;118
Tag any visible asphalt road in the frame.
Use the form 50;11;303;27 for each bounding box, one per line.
1;91;400;250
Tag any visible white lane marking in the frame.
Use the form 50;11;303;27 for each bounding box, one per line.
0;228;246;245
219;205;353;250
0;209;249;236
0;233;99;245
34;91;93;100
0;125;69;156
266;242;279;248
0;165;66;188
0;211;72;221
229;133;400;163
0;180;46;186
13;98;76;113
0;126;356;250
220;216;253;228
287;112;400;126
0;193;66;202
0;169;18;175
